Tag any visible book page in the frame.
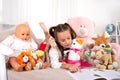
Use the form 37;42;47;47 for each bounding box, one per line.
67;68;120;80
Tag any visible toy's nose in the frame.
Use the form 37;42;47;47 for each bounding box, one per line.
23;55;29;63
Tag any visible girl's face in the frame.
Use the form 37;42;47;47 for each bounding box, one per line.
57;30;72;49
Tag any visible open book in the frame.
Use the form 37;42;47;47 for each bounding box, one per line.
67;68;120;80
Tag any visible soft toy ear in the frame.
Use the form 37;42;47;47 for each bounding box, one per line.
103;32;110;39
28;56;36;67
91;34;98;40
76;39;84;45
17;51;26;64
68;17;82;32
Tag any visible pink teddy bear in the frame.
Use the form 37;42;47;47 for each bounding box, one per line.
68;17;95;45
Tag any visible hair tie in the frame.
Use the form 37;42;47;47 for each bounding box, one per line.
52;28;54;32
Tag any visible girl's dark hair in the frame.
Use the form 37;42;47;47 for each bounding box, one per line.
49;23;76;59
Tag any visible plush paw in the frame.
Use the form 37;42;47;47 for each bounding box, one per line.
112;61;118;69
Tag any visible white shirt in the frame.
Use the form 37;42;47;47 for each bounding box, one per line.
49;47;62;69
1;34;38;57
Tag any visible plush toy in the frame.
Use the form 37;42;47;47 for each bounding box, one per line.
17;42;49;71
92;32;118;69
94;47;114;70
83;45;95;65
30;42;49;70
49;37;58;49
28;49;48;70
66;39;84;66
68;17;95;44
94;49;107;69
17;51;36;71
104;45;113;66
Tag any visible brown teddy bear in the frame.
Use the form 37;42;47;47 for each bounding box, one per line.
17;50;36;71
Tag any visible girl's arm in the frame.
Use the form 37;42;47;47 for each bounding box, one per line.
49;47;63;68
49;47;79;72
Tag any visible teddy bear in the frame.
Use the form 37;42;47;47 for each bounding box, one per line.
91;32;118;69
17;50;36;71
68;16;95;45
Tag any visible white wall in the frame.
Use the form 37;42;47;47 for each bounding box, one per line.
2;0;28;25
51;0;120;34
1;0;120;39
86;0;120;34
0;0;2;23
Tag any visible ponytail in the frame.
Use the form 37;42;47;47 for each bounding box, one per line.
49;26;56;38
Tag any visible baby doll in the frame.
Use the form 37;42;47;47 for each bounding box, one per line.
1;22;50;71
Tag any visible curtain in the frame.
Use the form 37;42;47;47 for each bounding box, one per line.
28;0;95;27
2;0;120;33
2;0;29;25
2;0;97;26
0;0;2;23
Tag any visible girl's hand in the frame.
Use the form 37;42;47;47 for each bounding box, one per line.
68;64;80;73
61;62;80;73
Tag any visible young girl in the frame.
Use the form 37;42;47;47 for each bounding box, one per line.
1;22;50;72
49;23;80;73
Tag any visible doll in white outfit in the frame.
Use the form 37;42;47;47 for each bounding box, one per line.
1;23;49;71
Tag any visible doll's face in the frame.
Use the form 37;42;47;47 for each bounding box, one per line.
15;24;30;41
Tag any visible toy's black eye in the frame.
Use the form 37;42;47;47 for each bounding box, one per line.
73;43;75;45
100;44;106;48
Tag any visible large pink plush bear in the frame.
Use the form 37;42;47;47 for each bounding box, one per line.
68;17;95;45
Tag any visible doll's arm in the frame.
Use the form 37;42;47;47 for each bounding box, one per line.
39;22;50;43
1;35;14;47
38;22;50;51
